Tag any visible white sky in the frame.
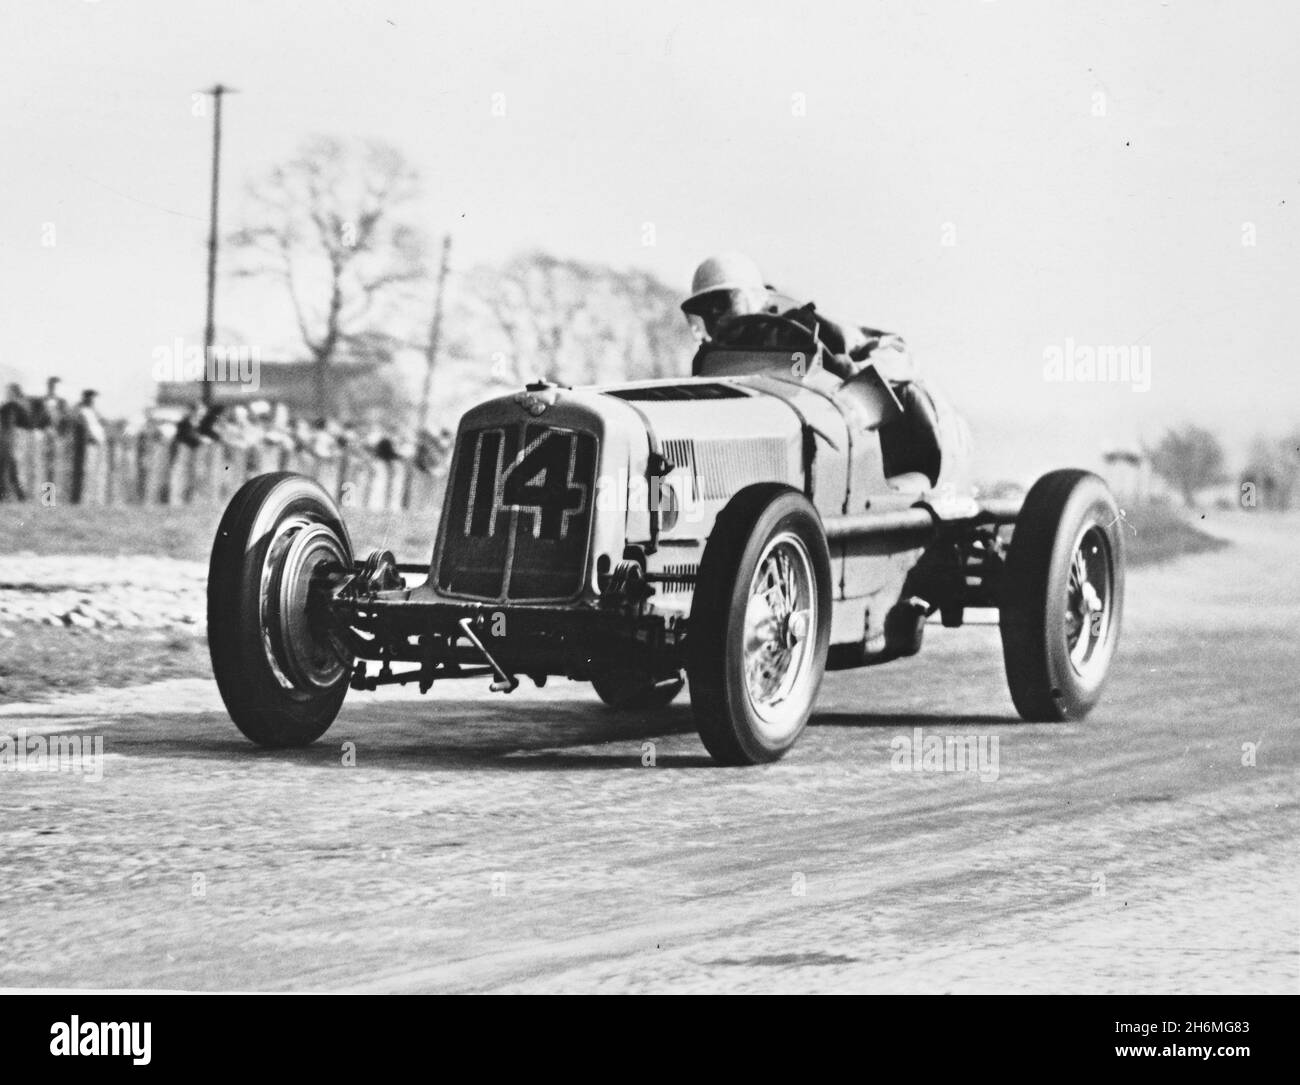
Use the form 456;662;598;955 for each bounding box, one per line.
1;0;1297;479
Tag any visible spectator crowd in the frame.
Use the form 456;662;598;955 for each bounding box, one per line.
0;376;453;509
1;377;106;503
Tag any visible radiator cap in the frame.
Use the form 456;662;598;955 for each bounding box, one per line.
515;382;562;415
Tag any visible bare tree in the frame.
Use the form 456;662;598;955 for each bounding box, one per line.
229;136;427;417
1146;425;1227;508
620;268;693;380
467;251;598;384
463;251;691;388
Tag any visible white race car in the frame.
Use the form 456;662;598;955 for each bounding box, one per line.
208;315;1125;764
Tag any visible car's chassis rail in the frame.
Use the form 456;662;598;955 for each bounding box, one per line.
318;498;1019;696
321;562;686;694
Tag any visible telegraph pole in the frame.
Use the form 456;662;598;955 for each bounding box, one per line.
199;83;236;407
417;235;453;431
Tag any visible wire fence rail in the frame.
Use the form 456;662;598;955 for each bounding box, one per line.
3;430;447;512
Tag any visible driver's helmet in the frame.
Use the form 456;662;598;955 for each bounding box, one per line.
681;252;769;340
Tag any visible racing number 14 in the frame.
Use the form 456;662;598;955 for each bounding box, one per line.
465;428;588;541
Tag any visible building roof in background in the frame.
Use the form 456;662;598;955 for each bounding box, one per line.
155;359;381;412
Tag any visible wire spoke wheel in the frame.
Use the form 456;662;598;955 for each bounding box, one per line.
1064;525;1113;677
742;532;819;741
689;486;831;765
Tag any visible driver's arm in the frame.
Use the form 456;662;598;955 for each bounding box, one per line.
851;327;909;362
779;301;861;380
821;352;858;381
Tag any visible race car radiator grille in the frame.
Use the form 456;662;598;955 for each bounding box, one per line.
437;423;598;601
659;437;792;500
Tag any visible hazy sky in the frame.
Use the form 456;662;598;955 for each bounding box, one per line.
2;0;1296;478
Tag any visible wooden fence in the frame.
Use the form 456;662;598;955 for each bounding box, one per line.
3;430;447;512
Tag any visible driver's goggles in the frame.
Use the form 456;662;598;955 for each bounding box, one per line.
683;290;740;323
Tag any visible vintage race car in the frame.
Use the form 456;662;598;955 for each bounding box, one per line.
207;315;1124;764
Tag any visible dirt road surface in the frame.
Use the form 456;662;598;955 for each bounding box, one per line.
1;512;1296;992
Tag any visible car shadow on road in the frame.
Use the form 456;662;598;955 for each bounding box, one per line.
92;700;722;771
85;700;1039;774
810;711;1020;729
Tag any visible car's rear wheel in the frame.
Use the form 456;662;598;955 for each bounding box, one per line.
591;669;685;710
208;472;354;747
688;486;832;765
999;470;1124;721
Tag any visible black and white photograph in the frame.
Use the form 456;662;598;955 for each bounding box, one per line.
0;0;1295;1047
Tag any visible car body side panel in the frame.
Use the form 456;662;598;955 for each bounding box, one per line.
736;372;931;640
617;390;804;542
625;378;856;622
426;373;972;653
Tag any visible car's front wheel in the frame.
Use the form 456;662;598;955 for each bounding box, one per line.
208;472;354;747
688;486;832;765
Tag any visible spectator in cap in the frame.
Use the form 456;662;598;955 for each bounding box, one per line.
172;402;204;453
30;375;69;434
159;402;204;506
197;403;225;442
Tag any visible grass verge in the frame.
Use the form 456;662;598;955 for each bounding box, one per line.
0;502;440;563
0;495;1229;702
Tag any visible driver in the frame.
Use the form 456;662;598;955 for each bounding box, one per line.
681;252;911;381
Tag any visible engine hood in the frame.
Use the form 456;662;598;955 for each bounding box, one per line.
597;379;802;445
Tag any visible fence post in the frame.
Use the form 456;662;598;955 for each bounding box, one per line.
88;440;106;505
52;432;68;502
206;443;221;504
104;435;119;505
136;436;148;505
17;429;37;500
387;461;404;511
335;445;350;506
149;438;171;505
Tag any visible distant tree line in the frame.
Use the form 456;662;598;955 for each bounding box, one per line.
1144;424;1300;510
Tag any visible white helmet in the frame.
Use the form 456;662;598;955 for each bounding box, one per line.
682;252;767;311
